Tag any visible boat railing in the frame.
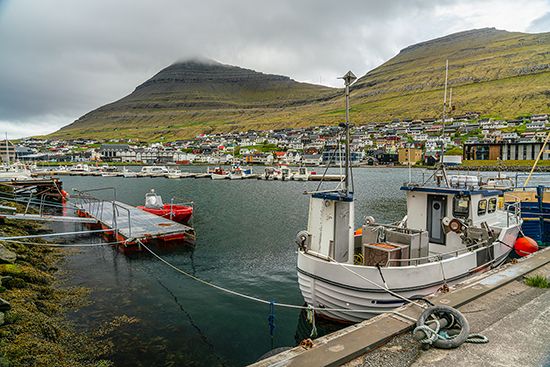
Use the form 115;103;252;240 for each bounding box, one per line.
504;200;522;226
72;187;117;223
74;187;117;202
384;240;499;267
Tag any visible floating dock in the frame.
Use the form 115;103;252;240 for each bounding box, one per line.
72;189;194;246
75;200;194;244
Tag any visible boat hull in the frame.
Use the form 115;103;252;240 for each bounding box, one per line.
297;225;518;323
137;204;193;224
210;173;228;180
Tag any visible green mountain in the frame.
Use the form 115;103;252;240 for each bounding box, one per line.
52;28;550;140
54;58;338;140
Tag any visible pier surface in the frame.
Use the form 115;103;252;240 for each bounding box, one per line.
77;200;193;241
251;248;550;367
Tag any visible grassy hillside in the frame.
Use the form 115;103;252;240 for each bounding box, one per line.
51;28;550;140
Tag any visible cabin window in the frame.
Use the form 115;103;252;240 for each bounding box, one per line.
488;198;497;213
478;199;487;216
453;195;470;218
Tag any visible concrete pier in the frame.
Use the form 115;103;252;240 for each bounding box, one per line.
251;248;550;367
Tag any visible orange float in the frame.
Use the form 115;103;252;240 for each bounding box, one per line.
514;236;538;257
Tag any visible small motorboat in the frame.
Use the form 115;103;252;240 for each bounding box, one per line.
209;166;228;180
137;189;193;224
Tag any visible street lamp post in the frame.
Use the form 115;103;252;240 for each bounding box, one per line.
340;71;357;195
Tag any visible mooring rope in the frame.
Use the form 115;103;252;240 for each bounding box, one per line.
0;238;124;247
328;255;429;310
137;240;419;320
0;228;113;241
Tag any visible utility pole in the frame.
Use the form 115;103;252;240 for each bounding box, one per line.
442;59;449;122
340;71;357;194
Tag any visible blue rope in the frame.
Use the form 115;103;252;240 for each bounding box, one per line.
268;301;275;337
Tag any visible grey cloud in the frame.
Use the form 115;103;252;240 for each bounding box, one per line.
0;0;546;138
528;11;550;32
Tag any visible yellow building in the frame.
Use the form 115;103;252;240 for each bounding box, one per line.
398;148;423;165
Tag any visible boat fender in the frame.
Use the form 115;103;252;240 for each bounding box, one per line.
363;216;375;225
295;231;310;250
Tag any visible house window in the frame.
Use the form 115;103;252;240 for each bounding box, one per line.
488;198;497;213
453;195;470;218
478;199;487;216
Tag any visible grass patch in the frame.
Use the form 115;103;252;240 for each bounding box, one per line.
524;274;550;288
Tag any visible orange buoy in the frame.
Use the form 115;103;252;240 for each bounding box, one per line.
514;236;538;257
354;228;363;236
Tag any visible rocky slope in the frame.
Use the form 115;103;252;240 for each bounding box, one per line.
52;28;550;140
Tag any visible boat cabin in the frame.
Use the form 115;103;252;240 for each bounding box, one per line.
402;175;503;255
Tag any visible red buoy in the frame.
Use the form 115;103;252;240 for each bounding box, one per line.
514;236;538;257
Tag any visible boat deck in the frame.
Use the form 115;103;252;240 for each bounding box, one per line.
76;200;193;242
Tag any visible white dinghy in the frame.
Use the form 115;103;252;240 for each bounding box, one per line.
295;71;522;323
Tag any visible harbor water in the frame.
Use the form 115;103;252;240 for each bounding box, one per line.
55;167;503;366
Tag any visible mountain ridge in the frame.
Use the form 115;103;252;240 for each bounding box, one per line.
51;28;550;140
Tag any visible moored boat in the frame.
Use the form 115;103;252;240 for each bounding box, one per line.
137;189;193;224
209;166;228;180
294;71;522;323
139;166;169;177
0;162;32;181
292;167;310;181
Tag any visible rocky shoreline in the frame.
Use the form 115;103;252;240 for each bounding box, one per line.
0;201;113;367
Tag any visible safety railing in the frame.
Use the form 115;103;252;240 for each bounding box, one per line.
112;201;132;238
383;239;499;267
504;201;521;226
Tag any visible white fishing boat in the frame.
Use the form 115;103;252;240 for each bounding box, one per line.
273;165;292;181
261;167;275;180
139;166;169;177
166;168;182;179
294;71;522;323
0;162;32;181
208;166;228;180
292;167;310;181
228;165;253;180
121;167;137;178
68;163;90;172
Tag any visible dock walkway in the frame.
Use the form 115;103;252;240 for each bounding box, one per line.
76;200;193;242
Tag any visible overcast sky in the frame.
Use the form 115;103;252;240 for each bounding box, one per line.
0;0;549;138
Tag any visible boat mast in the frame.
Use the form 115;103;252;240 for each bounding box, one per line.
340;71;357;194
442;59;448;122
4;132;9;165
